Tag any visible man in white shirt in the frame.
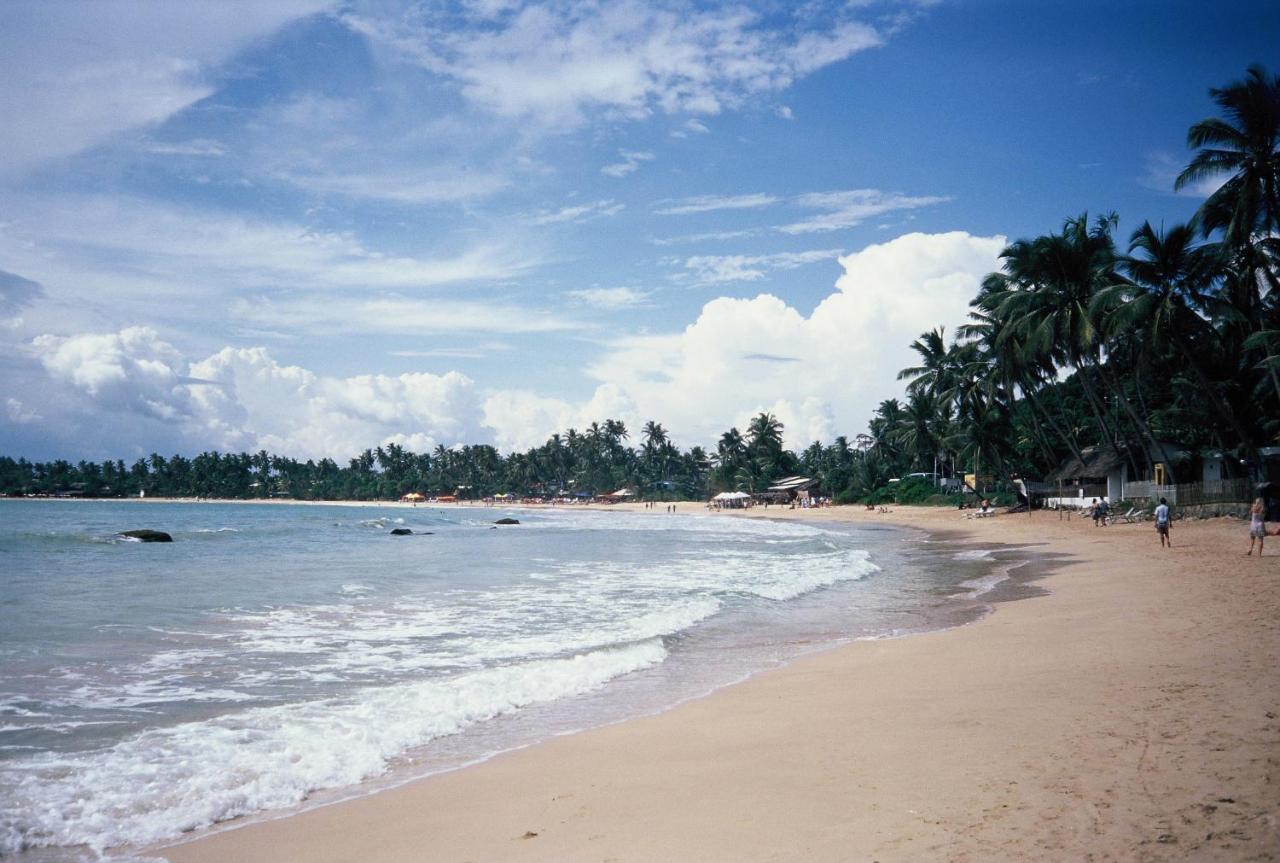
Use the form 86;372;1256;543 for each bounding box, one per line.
1154;497;1171;548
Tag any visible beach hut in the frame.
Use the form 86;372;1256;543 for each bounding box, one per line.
600;488;634;504
400;492;426;503
1044;442;1189;504
762;475;820;505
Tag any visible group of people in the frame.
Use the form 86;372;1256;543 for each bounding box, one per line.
1089;495;1276;555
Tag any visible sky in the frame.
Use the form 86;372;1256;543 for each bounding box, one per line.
1;0;1276;462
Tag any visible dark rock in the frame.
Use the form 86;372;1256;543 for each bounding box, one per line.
389;528;413;535
119;529;173;543
493;518;520;525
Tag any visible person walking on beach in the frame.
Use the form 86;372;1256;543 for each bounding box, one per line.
1248;497;1266;556
1155;497;1171;548
1090;498;1100;526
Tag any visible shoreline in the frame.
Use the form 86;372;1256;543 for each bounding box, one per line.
157;505;1280;861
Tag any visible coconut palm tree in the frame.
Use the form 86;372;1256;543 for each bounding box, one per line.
1178;64;1280;251
1096;220;1259;469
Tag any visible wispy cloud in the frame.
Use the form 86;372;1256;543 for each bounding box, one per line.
0;1;333;175
280;168;512;204
565;287;651;309
1140;150;1226;198
529;200;624;225
650;229;758;246
654;193;779;215
346;3;884;128
230;296;583;337
391;343;512;359
681;249;841;284
1;194;540;293
142;138;228;157
670;118;711;138
601;150;655;178
777;189;949;233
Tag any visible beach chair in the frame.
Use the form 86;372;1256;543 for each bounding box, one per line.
1115;507;1140;524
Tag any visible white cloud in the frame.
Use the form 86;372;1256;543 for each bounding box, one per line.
19;232;1003;460
5;398;41;425
680;249;842;284
33;327;195;422
348;2;883;128
778;189;950;233
583;231;1005;448
143;138;228;157
601;150;655;178
1140;150;1227;199
0;1;333;175
529;200;625;224
30;329;494;458
230;296;581;337
0;194;541;300
654;193;779;215
650;229;758;246
481;383;638;452
280;168;513;204
670;118;711;138
565;287;651;308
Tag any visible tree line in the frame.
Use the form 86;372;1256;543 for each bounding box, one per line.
2;66;1276;505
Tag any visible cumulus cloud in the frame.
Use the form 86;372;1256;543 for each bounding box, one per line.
30;329;494;458
347;2;883;127
33;327;195;421
585;231;1006;448
20;233;1004;459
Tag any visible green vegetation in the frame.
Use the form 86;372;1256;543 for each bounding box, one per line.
2;67;1276;505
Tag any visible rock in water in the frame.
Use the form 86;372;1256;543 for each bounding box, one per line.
493;518;520;525
118;529;173;543
390;528;413;535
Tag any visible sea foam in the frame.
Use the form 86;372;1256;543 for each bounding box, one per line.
0;641;665;854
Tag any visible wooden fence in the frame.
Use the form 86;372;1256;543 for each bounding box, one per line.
1121;477;1253;505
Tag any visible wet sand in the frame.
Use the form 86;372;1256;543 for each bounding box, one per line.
160;505;1280;862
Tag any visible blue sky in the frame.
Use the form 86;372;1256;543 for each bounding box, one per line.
0;0;1275;461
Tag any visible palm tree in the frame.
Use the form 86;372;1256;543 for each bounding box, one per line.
1097;220;1258;470
1178;65;1280;251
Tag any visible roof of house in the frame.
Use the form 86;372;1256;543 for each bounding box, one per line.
765;475;819;492
1044;442;1190;482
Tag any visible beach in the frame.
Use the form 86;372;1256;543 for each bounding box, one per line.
158;505;1280;862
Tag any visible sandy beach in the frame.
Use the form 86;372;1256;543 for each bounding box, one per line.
157;504;1280;862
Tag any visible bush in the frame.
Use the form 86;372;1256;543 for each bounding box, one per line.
892;476;938;504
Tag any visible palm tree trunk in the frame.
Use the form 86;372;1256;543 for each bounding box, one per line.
1172;331;1262;475
1010;378;1058;466
1026;384;1085;464
1097;360;1170;483
1076;364;1117;446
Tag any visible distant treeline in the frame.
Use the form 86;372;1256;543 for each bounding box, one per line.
0;415;831;502
3;67;1277;505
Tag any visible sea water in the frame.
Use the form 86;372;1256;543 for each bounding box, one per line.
0;501;1016;860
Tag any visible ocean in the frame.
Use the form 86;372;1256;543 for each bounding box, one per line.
0;500;1021;861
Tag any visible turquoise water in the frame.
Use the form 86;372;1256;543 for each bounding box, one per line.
0;500;1004;860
